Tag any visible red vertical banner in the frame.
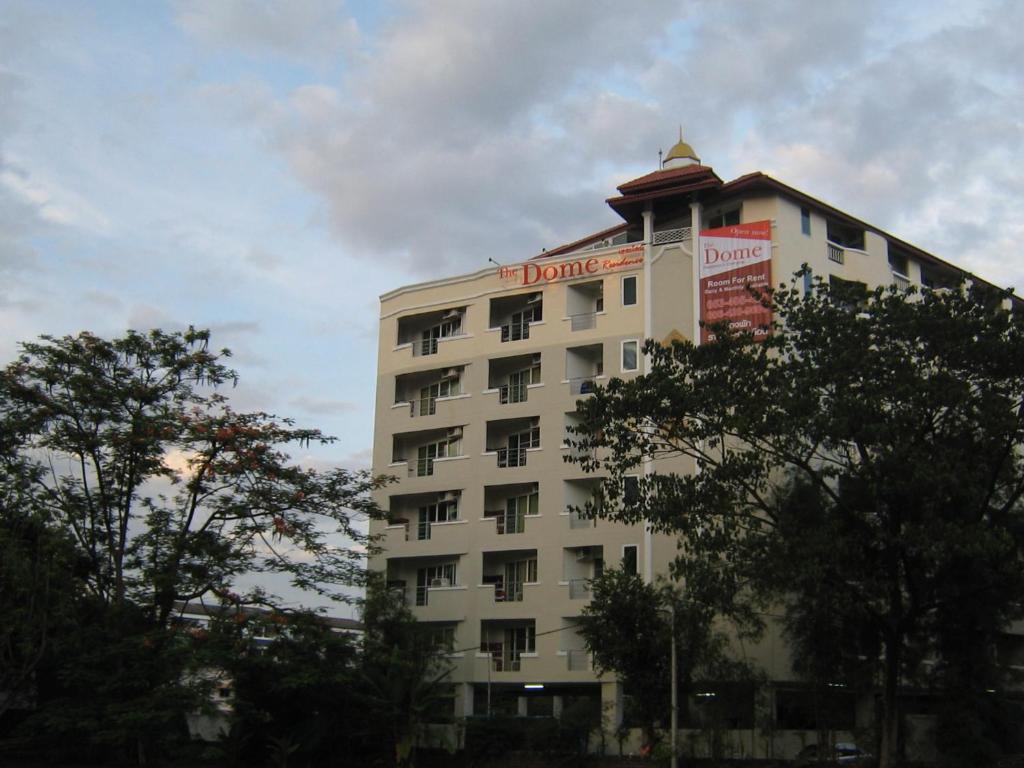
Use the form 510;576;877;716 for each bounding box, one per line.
698;220;773;343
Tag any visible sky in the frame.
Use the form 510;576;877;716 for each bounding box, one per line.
1;1;1022;605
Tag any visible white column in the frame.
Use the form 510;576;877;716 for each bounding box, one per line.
641;205;655;584
458;682;474;717
690;202;703;343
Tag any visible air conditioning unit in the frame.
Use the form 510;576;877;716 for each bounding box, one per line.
439;490;460;503
575;547;592;562
441;309;462;320
440;367;461;380
430;577;451;588
446;426;463;439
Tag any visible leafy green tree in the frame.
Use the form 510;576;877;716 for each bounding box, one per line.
0;327;388;761
575;569;737;755
0;493;80;722
567;278;1024;768
0;328;385;624
358;575;454;768
205;607;363;767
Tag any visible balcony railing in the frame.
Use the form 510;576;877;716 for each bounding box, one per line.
499;382;527;404
494;581;524;603
892;272;911;291
414;337;439;356
567;649;591;671
410;398;437;417
569;511;596;529
569;312;596;331
500;320;530;343
568;377;597;396
827;242;845;264
652;226;692;246
496;447;527;468
409;457;434;477
569;578;591;599
483;646;522;672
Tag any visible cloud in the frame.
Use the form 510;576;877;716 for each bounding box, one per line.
289;395;357;416
174;0;360;62
188;0;1018;294
0;164;112;234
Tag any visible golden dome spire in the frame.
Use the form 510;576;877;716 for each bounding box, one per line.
663;126;699;168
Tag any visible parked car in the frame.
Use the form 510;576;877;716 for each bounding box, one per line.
794;742;874;766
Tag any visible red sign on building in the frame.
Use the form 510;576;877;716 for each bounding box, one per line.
698;220;772;343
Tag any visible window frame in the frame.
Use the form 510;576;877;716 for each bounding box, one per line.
621;275;638;307
621;544;638;575
620;339;639;373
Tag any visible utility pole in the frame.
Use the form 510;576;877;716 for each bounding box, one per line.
670;599;678;768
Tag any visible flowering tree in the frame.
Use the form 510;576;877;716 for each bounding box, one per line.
0;327;385;625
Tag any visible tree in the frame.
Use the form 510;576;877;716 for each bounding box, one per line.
0;487;80;721
0;327;388;760
0;327;384;622
575;569;740;756
357;575;454;768
205;607;363;767
566;277;1024;768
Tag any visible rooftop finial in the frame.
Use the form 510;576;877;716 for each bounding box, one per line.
663;128;700;170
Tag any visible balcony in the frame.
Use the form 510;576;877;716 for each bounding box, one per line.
568;510;597;529
480;549;537;606
565;344;603;397
393;426;464;478
486;416;539;470
479;619;536;673
394;367;465;418
566;280;603;333
567;377;599;396
490;292;542;345
562;545;603;601
496;447;527;468
568;578;591;600
488;353;541;406
827;242;845;264
483;482;538;537
397;307;467;357
565;649;592;672
652;225;692;246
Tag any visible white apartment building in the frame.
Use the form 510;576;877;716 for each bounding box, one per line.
369;136;988;757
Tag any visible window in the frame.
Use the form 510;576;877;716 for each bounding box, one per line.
501;491;537;534
705;207;740;229
416;562;457;605
416;376;459;415
417;495;459;539
888;249;909;277
803;268;813;296
622;275;637;306
430;625;456;650
415;431;462;475
624;475;640;505
622;545;638;575
800;207;811;236
829;275;868;312
621;340;639;372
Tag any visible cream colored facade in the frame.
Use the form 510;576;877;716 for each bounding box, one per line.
369;144;972;754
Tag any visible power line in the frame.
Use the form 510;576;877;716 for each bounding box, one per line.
452;618;581;655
